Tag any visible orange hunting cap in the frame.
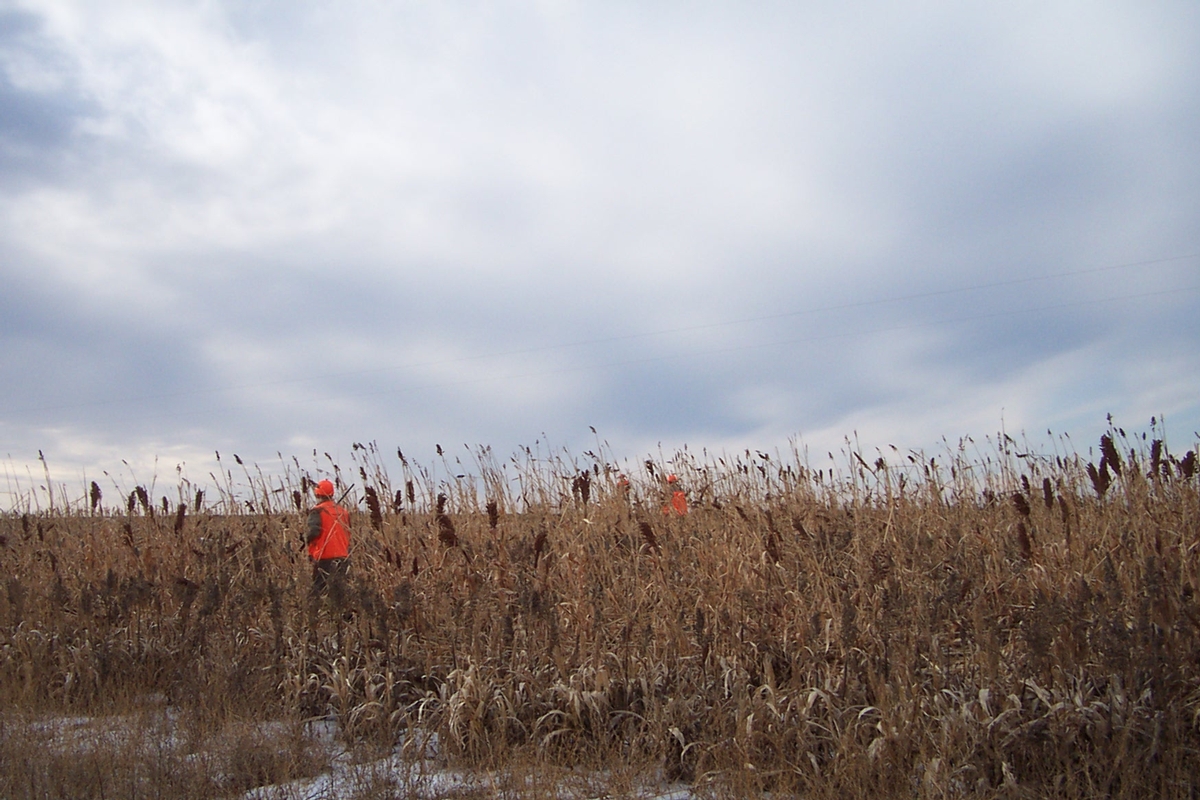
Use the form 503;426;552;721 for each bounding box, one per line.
314;479;335;498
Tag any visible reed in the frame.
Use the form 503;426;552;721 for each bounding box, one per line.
0;425;1198;797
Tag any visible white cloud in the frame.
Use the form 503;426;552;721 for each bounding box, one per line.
0;0;1197;488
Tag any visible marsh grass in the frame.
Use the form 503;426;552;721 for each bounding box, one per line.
1;427;1199;797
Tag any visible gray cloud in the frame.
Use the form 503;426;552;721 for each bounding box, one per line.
1;1;1198;494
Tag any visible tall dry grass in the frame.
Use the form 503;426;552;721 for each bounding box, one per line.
1;428;1199;798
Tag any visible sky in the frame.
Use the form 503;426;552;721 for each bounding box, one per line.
2;0;1198;501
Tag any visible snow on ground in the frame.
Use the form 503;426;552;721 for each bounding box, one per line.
244;723;697;800
14;709;696;799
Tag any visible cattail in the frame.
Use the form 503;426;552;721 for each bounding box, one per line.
1016;521;1032;561
406;480;415;505
533;529;547;565
638;521;659;554
1042;478;1054;510
173;504;186;535
364;486;383;531
90;481;102;513
1150;439;1163;478
393;490;404;514
392;581;414;621
486;500;499;530
572;471;592;505
1181;450;1197;481
135;485;150;515
292;490;303;511
437;512;457;548
1012;492;1031;518
1087;462;1111;499
1100;434;1123;477
193;489;204;512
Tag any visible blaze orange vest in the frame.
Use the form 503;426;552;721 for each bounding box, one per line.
663;490;688;516
309;500;350;560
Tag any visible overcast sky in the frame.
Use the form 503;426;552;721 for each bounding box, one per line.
2;1;1198;499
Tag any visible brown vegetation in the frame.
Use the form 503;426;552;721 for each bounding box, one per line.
2;427;1199;798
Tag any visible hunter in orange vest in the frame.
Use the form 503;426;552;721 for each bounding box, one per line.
306;479;350;601
662;473;688;516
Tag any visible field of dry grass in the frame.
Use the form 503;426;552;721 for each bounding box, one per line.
2;426;1199;798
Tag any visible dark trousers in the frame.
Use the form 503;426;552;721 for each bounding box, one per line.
310;557;349;606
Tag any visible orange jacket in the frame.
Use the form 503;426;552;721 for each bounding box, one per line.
662;490;688;516
307;500;350;560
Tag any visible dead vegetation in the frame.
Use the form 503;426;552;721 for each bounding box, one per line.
2;426;1199;798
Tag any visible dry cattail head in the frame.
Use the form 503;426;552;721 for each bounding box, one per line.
572;471;592;505
1016;521;1033;561
638;521;658;554
1181;450;1197;480
364;486;383;531
135;485;150;515
533;529;547;565
437;512;457;548
1150;439;1164;477
1087;462;1111;499
1100;434;1123;477
1012;492;1031;518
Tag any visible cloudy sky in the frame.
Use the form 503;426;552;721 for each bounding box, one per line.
2;0;1198;497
